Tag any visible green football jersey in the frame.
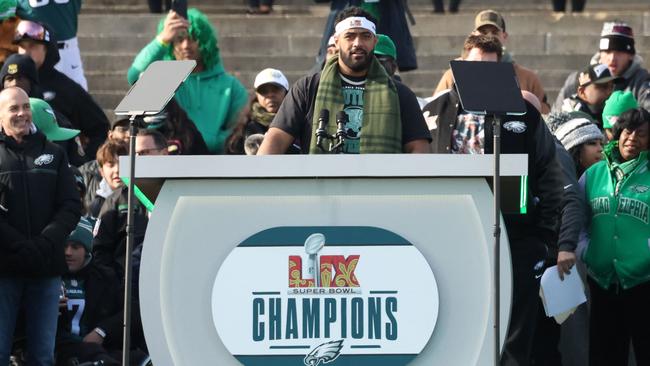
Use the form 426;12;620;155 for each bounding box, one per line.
17;0;81;41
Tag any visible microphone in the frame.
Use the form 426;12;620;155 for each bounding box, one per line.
315;109;329;151
335;111;348;141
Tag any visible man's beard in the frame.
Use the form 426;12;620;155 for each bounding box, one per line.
340;50;373;73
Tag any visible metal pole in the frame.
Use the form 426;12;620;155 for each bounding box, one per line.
123;114;139;366
493;115;501;366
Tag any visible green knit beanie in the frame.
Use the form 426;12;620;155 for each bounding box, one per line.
602;90;638;129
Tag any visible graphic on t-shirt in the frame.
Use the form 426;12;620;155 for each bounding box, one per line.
341;75;366;154
451;112;485;154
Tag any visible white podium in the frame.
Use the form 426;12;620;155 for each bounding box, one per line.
121;155;527;366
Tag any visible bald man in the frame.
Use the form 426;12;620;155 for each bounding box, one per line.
0;87;80;365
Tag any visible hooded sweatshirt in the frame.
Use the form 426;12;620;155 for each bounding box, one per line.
126;8;248;154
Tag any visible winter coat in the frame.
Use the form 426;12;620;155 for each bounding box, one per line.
0;130;80;277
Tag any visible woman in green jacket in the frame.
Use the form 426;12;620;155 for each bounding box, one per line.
127;8;248;154
579;107;650;366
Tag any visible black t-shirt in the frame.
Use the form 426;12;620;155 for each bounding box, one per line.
270;72;431;153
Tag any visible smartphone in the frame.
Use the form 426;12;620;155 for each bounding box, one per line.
171;0;188;19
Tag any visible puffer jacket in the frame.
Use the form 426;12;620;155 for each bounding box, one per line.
0;130;80;277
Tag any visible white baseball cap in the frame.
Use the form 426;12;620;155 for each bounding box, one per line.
254;68;289;91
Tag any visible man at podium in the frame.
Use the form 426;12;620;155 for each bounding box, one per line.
258;7;431;155
423;34;563;366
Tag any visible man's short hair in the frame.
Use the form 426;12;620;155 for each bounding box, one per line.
612;107;650;141
461;34;503;61
334;6;378;27
96;140;128;167
137;129;168;150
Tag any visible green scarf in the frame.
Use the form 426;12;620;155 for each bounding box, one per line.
250;102;275;127
309;55;402;154
604;140;648;195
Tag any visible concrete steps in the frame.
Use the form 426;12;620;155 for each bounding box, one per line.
75;5;650;114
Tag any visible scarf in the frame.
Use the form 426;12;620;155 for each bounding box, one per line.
250;102;276;127
604;140;648;195
309;55;402;154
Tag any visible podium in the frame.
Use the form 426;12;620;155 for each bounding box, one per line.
121;154;526;366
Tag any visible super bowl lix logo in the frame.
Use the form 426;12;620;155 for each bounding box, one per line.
253;233;398;344
212;226;438;366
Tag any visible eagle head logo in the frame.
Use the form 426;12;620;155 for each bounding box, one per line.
303;339;344;366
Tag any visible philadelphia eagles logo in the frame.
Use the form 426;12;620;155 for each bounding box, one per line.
503;121;527;134
34;154;54;166
303;339;344;366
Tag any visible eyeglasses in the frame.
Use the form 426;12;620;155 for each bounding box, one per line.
136;147;164;156
14;21;50;43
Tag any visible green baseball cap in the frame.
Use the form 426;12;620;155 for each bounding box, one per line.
602;91;638;129
29;98;80;141
374;34;397;60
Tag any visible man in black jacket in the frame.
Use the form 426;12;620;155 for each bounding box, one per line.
14;19;109;161
0;86;80;366
422;37;562;366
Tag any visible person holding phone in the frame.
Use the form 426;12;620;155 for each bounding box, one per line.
127;8;248;154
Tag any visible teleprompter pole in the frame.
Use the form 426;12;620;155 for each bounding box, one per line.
122;114;139;366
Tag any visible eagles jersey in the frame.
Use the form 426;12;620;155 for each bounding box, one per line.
62;277;87;339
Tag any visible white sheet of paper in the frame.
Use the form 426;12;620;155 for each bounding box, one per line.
540;265;587;317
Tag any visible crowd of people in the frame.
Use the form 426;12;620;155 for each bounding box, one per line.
0;0;649;365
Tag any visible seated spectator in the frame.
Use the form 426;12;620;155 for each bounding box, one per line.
14;19;110;160
142;99;209;155
554;21;650;112
88;140;127;219
227;68;293;155
127;8;248;154
602;90;638;141
558;64;617;130
56;218;122;366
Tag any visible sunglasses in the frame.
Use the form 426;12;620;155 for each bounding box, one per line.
14;21;50;43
